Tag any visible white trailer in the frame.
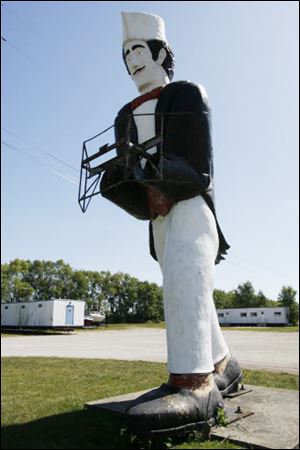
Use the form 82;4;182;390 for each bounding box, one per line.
1;299;85;329
216;306;289;326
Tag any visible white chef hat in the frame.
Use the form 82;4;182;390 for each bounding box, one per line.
121;11;168;45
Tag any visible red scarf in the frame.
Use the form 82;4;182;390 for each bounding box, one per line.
131;86;163;110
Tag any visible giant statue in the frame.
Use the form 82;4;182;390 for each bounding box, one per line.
80;11;242;434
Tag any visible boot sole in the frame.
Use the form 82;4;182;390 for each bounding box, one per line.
133;417;215;437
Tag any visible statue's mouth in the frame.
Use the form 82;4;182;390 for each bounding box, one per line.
133;66;146;76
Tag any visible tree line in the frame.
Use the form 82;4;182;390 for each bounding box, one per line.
1;259;298;324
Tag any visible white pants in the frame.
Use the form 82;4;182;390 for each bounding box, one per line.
152;195;229;374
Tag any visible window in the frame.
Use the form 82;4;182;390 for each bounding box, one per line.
261;312;264;315
38;304;43;308
21;305;26;309
218;313;224;318
274;312;282;316
250;312;257;317
240;313;247;317
226;312;229;315
5;306;8;310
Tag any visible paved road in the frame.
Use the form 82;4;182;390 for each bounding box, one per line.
1;329;299;374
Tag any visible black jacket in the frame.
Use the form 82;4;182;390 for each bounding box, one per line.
100;81;230;264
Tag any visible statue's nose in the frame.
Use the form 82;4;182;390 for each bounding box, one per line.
130;52;140;65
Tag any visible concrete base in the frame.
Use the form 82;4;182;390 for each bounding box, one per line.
211;385;299;449
86;384;299;449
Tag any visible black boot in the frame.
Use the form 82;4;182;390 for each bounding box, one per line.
214;355;242;396
125;373;223;435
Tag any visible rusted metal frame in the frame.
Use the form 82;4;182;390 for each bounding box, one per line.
86;135;163;179
79;142;101;212
78;112;195;212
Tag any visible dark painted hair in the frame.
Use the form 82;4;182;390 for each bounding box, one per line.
122;39;175;81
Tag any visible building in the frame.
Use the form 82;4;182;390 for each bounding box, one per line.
216;306;289;326
1;299;85;329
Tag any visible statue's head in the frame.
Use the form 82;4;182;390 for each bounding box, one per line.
121;12;175;94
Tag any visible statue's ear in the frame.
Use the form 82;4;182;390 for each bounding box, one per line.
156;48;167;65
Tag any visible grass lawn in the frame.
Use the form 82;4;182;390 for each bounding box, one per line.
1;357;299;449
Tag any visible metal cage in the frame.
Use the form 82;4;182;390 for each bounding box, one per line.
78;112;195;213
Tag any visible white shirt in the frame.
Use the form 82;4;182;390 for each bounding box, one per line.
132;99;158;169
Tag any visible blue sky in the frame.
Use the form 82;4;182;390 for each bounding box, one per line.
1;1;299;301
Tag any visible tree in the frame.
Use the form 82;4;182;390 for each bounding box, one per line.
278;286;297;306
1;264;10;302
255;290;269;307
135;281;163;322
288;303;299;326
278;286;299;325
12;279;34;302
1;259;33;302
80;270;104;312
70;271;89;300
213;290;235;309
23;259;74;300
232;281;256;308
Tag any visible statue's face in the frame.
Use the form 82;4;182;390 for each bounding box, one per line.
123;39;168;94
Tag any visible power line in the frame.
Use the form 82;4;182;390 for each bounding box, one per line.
2;140;78;186
1;34;36;63
1;2;37;34
229;249;277;275
227;249;292;284
224;258;285;286
1;128;80;173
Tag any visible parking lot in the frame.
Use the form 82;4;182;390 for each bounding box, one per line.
1;328;299;373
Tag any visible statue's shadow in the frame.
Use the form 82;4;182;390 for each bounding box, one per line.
1;409;127;449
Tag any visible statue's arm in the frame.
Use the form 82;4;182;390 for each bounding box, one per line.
146;82;214;200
